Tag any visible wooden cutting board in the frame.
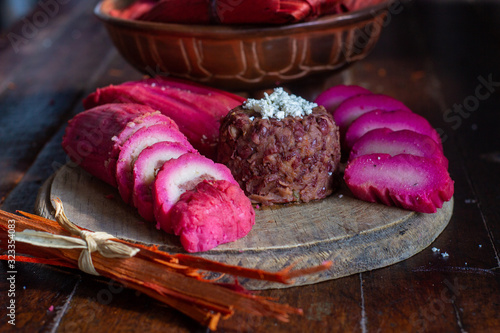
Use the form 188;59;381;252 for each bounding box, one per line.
35;164;453;290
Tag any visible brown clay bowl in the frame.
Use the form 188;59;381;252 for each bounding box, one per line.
95;0;392;91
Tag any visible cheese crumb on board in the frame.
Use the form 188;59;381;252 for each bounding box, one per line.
243;87;317;120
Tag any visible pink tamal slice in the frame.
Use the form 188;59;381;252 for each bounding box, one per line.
153;153;238;233
170;180;255;253
107;111;178;186
116;124;191;205
344;109;443;151
133;141;196;222
62;103;177;186
314;84;372;114
333;94;412;139
344;153;454;213
349;128;448;168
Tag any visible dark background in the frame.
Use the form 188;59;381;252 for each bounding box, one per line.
0;1;38;32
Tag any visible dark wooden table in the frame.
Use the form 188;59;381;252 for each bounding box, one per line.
1;1;499;332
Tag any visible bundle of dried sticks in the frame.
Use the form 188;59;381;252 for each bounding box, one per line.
0;199;331;330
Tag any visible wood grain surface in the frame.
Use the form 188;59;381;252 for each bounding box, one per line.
35;164;453;289
1;0;499;332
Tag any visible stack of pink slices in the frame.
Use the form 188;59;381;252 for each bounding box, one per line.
63;79;254;253
315;85;454;213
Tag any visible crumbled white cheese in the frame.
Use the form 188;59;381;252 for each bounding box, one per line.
431;247;440;253
243;87;317;120
441;252;449;258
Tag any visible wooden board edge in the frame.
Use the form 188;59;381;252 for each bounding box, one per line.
35;173;56;218
196;198;453;289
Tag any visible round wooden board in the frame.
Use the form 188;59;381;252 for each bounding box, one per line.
35;165;453;290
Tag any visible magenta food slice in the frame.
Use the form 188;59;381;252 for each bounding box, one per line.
344;110;442;151
106;111;178;186
62;103;177;186
153;153;238;232
132;141;196;222
349;129;448;168
333;94;412;138
344;153;454;213
83;77;246;159
116;124;191;205
170;180;255;253
314;84;372;114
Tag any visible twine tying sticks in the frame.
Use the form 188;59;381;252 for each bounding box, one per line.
14;198;139;275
